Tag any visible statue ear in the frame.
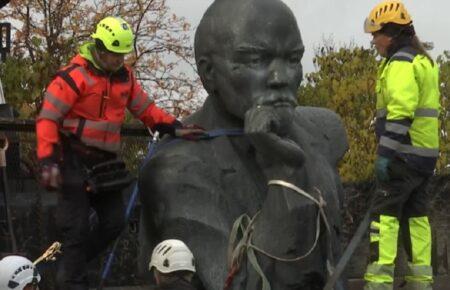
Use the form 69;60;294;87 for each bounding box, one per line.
197;56;215;94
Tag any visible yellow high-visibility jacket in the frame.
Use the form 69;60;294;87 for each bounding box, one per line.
375;46;440;173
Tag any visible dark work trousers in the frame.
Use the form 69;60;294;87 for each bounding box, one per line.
369;158;431;264
55;144;125;290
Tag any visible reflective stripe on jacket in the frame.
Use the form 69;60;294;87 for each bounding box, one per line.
36;43;176;159
375;46;440;173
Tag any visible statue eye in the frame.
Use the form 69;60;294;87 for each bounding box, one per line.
234;48;268;67
288;53;301;65
249;55;263;65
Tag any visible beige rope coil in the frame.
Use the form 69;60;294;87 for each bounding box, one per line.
226;180;332;290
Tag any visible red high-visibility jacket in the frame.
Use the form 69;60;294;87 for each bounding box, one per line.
36;52;176;159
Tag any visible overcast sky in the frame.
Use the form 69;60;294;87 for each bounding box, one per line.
167;0;450;73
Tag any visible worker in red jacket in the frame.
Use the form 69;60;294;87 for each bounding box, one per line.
36;16;203;290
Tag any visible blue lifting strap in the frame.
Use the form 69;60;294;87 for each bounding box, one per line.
202;128;244;139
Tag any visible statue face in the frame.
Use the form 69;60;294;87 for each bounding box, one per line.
208;1;304;120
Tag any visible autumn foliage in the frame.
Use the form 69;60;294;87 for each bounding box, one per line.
0;0;203;118
300;45;450;182
1;1;449;182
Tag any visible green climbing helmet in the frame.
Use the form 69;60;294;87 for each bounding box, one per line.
91;16;134;54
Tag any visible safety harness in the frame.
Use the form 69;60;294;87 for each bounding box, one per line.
60;132;135;195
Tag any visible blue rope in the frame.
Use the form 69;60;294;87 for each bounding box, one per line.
98;128;243;289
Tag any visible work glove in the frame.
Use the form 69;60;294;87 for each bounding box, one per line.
153;122;207;140
175;124;208;140
374;156;391;182
39;158;62;191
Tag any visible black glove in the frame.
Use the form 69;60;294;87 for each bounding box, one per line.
153;120;183;137
153;121;207;140
39;157;62;191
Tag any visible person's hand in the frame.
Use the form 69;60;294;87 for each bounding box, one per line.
244;105;304;168
175;124;208;140
39;159;62;191
375;156;391;182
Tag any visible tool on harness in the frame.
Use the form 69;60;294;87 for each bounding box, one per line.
85;159;135;194
60;132;134;195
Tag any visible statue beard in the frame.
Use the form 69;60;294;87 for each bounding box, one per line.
272;106;295;137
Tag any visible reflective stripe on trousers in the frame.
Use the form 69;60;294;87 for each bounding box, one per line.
365;216;433;290
364;263;394;290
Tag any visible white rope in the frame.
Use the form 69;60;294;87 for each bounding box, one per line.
226;180;334;290
228;180;331;266
268;180;331;235
240;180;325;262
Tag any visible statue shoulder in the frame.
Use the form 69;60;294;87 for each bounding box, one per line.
143;138;213;177
139;135;232;193
294;106;348;161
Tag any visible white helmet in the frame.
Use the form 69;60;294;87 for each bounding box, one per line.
0;255;41;289
149;239;196;274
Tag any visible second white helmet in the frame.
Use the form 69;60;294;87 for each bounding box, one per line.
0;255;41;290
149;239;196;274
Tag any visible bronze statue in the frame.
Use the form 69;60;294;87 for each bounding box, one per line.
139;0;348;289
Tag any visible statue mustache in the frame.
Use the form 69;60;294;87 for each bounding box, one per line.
256;94;298;107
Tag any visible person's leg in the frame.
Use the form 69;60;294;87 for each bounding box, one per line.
365;200;401;290
55;163;90;290
364;160;423;290
401;177;433;290
86;190;125;261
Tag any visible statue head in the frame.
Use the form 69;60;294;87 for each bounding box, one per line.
195;0;304;120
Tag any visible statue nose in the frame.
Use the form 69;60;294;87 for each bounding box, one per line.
268;60;288;88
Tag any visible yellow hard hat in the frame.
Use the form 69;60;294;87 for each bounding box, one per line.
364;1;412;33
91;16;134;53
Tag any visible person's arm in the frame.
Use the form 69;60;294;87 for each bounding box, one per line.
127;71;179;136
36;74;80;160
127;71;205;138
36;70;80;190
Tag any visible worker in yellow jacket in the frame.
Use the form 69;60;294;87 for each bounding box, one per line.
363;1;440;290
